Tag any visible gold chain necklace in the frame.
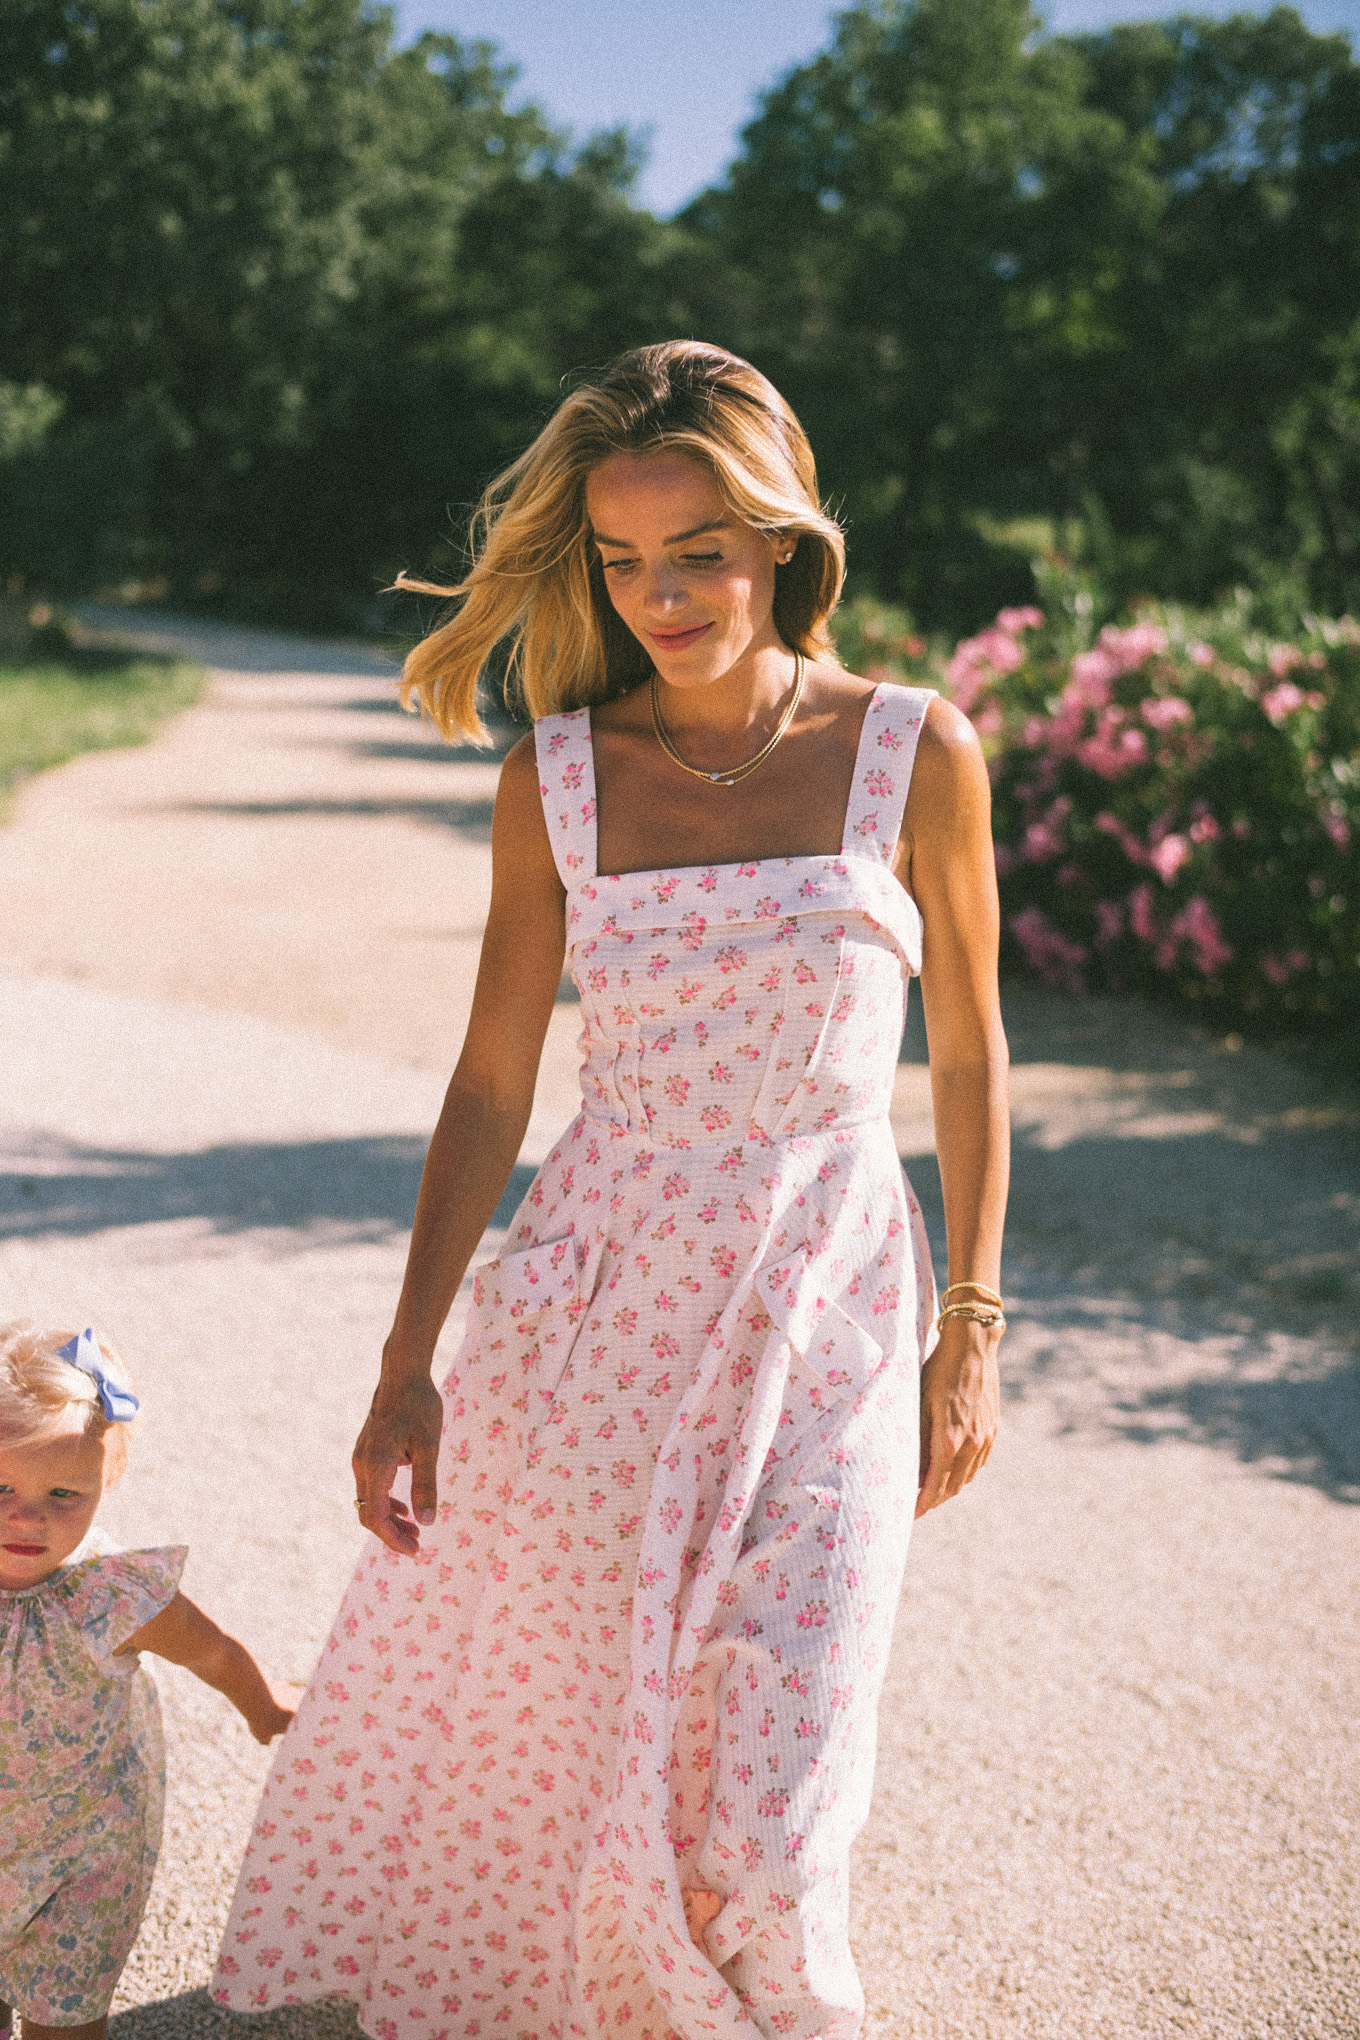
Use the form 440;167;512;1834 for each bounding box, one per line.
650;654;805;789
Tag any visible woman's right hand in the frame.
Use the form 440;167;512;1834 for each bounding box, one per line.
351;1357;445;1557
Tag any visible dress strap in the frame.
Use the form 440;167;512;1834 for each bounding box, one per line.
534;708;598;885
840;683;936;862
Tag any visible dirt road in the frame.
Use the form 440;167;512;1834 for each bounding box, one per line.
1;611;1356;2038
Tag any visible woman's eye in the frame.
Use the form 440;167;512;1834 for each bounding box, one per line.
681;552;722;567
49;1488;78;1500
601;558;636;574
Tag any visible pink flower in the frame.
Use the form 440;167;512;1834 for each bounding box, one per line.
1008;906;1087;995
1260;681;1305;725
996;606;1044;632
1149;833;1191;885
1140;695;1193;731
1093;810;1146;863
1260;948;1308;986
1188;640;1215;667
1128;882;1157;943
1188;802;1219;844
1323;813;1352;850
1267;643;1304;679
1067;648;1119;707
1098;621;1168;672
1076;714;1148;779
1159;897;1233;976
1022;794;1072;863
946;624;1025;712
1094;900;1124;950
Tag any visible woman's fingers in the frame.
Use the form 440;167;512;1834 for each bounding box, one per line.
352;1375;444;1556
915;1335;1000;1517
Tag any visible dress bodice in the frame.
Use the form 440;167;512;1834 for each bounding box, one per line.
536;683;935;1148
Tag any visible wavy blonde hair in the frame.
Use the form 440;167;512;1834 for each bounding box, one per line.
396;341;846;740
0;1319;134;1478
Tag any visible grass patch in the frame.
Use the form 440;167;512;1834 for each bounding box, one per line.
0;645;204;809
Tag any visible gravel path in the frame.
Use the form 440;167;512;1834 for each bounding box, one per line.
1;612;1356;2039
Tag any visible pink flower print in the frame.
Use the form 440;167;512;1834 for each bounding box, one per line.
654;875;679;902
709;1062;733;1084
647;952;670;980
547;730;568;754
581;796;597;822
677;978;703;1004
853;814;880;838
760;967;783;991
753;896;782;919
711;1245;736;1276
864;768;894;799
562;761;585;790
757;1787;790;1818
716;945;747;973
700;1104;732;1133
658;1498;684;1533
736;862;758;878
697;867;720;893
877;726;903;751
661;1170;689;1199
664;1073;690;1107
795;1599;831;1630
680;912;707;950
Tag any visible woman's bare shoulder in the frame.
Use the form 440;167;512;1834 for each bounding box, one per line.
907;694;990;827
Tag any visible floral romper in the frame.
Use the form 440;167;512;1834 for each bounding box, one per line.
0;1531;185;2025
214;682;938;2040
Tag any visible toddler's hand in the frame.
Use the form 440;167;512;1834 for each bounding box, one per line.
249;1680;303;1744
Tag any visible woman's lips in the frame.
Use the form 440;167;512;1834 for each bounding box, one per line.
649;622;713;651
4;1543;46;1556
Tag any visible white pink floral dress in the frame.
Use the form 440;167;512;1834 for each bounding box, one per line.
0;1530;185;2025
214;682;938;2040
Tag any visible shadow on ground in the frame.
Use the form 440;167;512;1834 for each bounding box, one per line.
2;1139;536;1238
902;984;1360;1501
167;795;498;842
112;1989;363;2038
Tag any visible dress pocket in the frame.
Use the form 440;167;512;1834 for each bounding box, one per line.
472;1233;581;1324
755;1248;885;1400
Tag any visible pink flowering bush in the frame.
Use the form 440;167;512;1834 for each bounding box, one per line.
837;587;1360;1025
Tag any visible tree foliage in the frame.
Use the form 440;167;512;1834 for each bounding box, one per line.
0;0;1356;632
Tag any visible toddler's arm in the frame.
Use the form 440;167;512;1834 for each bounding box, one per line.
117;1593;295;1743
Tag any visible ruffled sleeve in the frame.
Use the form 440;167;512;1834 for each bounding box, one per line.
49;1545;188;1666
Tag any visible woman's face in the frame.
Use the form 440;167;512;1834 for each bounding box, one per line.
586;450;788;688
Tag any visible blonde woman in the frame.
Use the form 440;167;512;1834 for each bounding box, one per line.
214;343;1008;2040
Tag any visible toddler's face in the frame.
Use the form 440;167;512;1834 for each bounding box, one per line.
0;1413;110;1590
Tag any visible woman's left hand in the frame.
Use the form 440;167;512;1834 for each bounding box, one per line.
916;1314;1001;1517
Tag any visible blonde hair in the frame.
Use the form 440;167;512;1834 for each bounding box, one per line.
396;341;847;741
0;1320;133;1477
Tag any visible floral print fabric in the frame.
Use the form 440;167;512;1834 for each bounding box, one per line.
0;1531;186;2024
214;683;938;2040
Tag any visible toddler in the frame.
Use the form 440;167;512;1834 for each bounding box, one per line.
0;1321;293;2040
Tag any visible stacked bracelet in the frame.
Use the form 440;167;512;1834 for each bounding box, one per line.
936;1279;1006;1334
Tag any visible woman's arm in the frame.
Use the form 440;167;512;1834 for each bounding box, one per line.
119;1593;294;1743
352;734;568;1556
899;697;1010;1518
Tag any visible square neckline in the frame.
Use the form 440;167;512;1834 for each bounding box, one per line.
585;681;917;884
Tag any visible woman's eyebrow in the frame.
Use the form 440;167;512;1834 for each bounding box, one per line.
592;518;731;549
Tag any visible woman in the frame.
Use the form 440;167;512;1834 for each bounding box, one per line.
213;342;1008;2040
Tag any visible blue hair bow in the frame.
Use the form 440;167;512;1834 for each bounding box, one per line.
57;1327;140;1422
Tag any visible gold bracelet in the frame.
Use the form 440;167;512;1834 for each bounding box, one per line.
936;1302;1006;1332
941;1280;1004;1309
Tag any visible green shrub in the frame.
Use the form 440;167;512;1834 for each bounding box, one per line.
835;583;1360;1028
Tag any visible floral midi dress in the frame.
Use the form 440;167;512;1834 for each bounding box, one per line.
214;682;939;2040
0;1531;185;2025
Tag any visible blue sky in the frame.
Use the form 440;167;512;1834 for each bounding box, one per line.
392;0;1360;214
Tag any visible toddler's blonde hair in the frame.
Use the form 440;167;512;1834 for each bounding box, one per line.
396;340;847;742
0;1319;134;1477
